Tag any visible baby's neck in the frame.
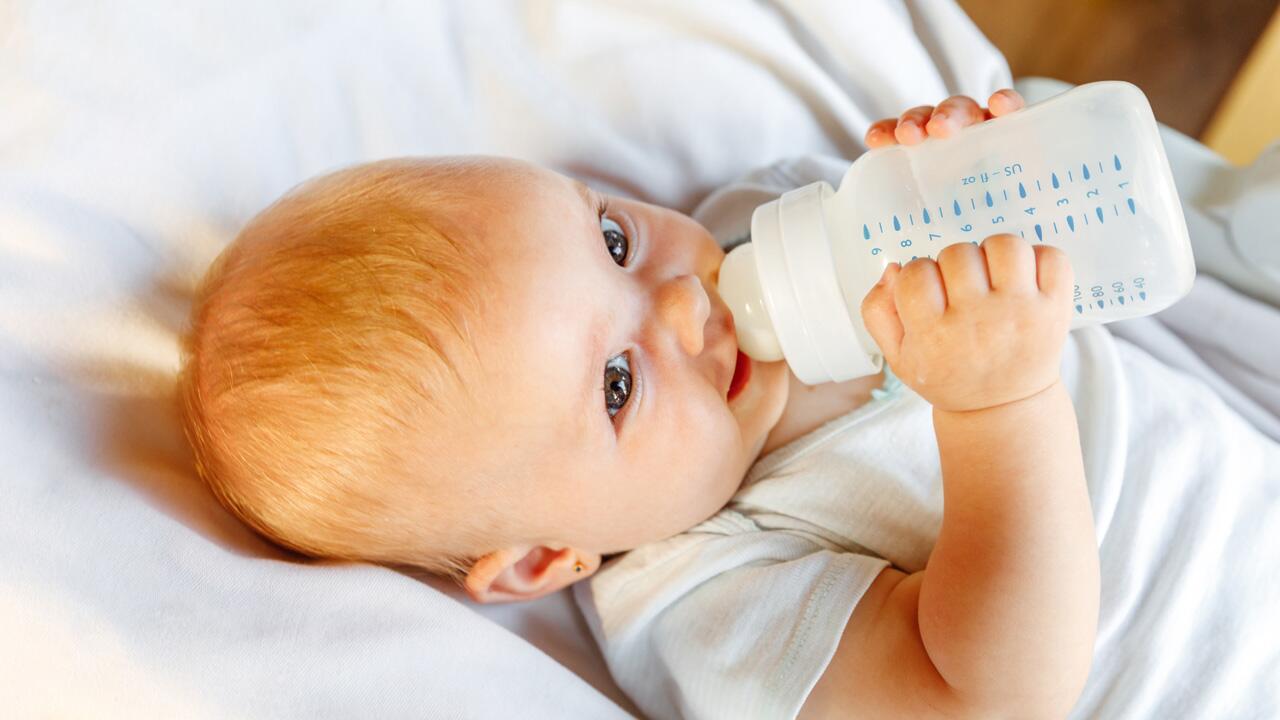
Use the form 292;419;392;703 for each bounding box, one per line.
759;369;886;457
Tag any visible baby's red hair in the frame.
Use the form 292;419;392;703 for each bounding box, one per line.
179;158;494;580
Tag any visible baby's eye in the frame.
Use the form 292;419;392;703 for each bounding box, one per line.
604;352;632;419
602;215;629;266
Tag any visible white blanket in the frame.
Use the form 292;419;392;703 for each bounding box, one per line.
3;1;1276;717
0;1;1012;717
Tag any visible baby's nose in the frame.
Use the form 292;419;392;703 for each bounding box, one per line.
656;274;710;356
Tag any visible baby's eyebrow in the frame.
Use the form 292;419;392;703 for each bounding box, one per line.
572;179;593;207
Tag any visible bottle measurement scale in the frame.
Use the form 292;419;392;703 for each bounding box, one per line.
856;152;1147;317
718;81;1196;384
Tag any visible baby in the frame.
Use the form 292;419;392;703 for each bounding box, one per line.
180;88;1099;718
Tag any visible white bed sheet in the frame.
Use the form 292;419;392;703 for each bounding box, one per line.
0;1;1014;717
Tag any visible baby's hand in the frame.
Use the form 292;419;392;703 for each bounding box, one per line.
860;234;1074;413
864;89;1025;148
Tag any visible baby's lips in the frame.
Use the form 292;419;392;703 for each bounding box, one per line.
726;349;752;402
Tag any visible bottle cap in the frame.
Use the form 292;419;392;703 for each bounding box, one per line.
719;182;883;384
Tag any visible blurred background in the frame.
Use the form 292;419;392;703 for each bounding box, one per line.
955;0;1280;164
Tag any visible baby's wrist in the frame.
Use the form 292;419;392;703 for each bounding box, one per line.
931;375;1065;417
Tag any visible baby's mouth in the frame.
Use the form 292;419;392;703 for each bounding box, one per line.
727;350;751;402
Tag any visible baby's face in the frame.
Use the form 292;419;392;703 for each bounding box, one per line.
434;158;789;560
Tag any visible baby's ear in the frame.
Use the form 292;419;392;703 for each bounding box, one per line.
463;544;600;604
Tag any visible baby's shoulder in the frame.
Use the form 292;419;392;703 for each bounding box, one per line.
591;509;762;584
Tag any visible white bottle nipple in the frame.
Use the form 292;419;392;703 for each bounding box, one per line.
718;243;783;361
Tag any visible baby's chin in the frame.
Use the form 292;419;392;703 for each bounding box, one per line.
728;357;789;465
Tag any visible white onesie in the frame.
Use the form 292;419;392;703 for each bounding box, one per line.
574;157;1280;720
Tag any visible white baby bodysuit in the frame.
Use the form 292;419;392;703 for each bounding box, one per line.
573;157;1280;720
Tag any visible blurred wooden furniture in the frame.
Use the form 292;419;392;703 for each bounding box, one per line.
956;0;1280;147
1202;7;1280;163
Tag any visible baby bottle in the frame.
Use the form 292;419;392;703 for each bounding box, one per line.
718;81;1196;385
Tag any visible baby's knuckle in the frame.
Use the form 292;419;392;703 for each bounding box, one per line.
896;260;936;297
898;259;936;289
899;256;935;278
1035;244;1075;279
981;233;1025;253
936;241;975;266
1036;244;1071;270
1034;243;1066;262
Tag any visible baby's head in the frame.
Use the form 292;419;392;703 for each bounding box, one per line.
179;156;789;602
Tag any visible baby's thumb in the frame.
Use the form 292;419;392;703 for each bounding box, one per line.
860;263;904;363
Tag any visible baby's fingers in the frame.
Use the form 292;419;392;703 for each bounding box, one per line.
924;95;984;139
894;105;936;145
988;89;1025;117
865;118;900;149
860;263;905;361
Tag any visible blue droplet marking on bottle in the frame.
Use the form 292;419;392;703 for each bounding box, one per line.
1034;224;1043;241
953;200;962;216
1052;172;1060;189
1082;164;1091;180
985;191;993;207
1114;154;1122;171
863;224;870;240
1140;291;1147;300
1018;182;1026;199
923;208;931;224
893;215;901;231
1118;296;1125;305
1128;198;1136;214
1075;304;1084;314
1067;216;1076;232
1096;207;1104;223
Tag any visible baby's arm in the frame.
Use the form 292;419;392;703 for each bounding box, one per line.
801;93;1099;719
